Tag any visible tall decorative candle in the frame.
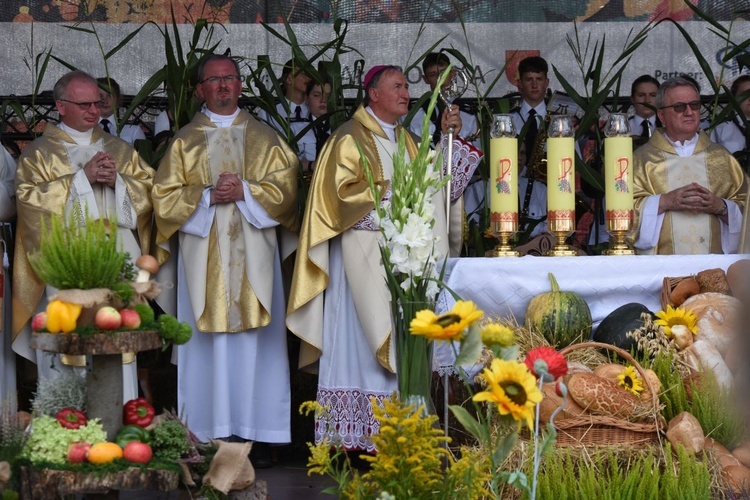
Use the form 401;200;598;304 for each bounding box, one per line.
603;113;635;254
544;115;577;256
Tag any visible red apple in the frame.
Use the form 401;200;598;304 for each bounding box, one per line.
67;441;91;463
95;306;122;330
31;312;47;331
119;309;141;329
123;441;153;464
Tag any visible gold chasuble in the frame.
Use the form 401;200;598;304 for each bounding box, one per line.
287;105;454;373
152;110;298;333
633;130;747;254
13;125;155;343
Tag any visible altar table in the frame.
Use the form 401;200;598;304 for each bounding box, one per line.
436;254;745;331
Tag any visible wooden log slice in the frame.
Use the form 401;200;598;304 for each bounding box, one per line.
18;466;180;500
29;331;162;356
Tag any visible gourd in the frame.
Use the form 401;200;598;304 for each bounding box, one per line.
593;303;653;353
86;442;123;464
524;273;592;347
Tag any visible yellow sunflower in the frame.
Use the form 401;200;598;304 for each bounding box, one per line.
410;300;483;341
472;358;542;429
480;323;515;347
617;365;644;396
654;305;699;338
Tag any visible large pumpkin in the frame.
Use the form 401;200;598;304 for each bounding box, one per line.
525;273;592;347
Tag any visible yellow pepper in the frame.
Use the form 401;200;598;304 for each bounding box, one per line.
46;300;83;333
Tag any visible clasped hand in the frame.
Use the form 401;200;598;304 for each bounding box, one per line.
660;182;724;215
84;151;117;187
210;172;245;205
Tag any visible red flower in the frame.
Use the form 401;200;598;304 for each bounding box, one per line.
524;346;568;381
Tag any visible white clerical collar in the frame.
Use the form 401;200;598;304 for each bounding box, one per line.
366;106;397;142
664;132;699;157
59;122;94;145
520;100;546;120
202;105;240;128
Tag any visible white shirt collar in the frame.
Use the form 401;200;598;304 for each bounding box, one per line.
202;105;240;128
664;132;699;157
59;122;94;145
279;99;309;119
633;114;656;126
365;106;398;142
520;100;546;120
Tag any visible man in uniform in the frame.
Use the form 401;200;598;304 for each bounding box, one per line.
96;77;147;146
512;56;550;237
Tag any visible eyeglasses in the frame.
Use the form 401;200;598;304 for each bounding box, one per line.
59;99;104;110
200;75;241;85
659;100;701;113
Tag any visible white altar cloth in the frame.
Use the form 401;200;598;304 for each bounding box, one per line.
434;254;745;371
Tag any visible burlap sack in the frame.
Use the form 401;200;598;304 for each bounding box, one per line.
202;441;255;494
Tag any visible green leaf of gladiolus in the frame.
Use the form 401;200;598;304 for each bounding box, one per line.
449;405;488;442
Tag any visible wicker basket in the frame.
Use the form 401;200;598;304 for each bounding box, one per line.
660;276;691;310
543;342;665;447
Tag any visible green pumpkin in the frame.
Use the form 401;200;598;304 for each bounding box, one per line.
524;273;592;347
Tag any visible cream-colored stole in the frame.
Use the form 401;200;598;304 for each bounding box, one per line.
61;140;140;258
61;141;140;365
207;126;246;330
181;124;276;332
666;152;711;254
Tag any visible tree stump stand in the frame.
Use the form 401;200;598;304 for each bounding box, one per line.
30;331;163;440
17;465;180;499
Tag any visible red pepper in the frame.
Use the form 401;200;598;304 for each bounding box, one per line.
56;408;87;430
123;398;155;427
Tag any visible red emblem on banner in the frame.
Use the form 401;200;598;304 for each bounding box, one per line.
505;50;541;86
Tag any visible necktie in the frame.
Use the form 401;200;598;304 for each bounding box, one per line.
101;119;111;134
524;109;538;158
315;122;330;156
640;119;650;139
294;106;302;122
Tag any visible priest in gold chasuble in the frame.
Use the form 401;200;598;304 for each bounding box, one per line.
152;55;298;444
633;77;747;255
287;66;480;452
13;71;155;401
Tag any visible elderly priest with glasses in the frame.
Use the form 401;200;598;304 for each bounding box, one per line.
633;76;747;255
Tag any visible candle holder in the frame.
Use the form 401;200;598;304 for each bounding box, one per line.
545;115;578;256
547;211;578;256
487;114;520;257
603;113;635;255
